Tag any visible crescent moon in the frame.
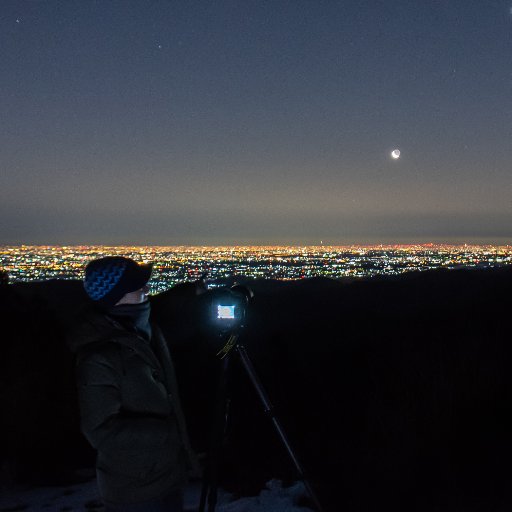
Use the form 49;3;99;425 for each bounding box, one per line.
391;149;401;159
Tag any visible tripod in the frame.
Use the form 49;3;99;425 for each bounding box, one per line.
198;332;324;512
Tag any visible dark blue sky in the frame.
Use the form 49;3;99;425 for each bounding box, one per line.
1;0;511;244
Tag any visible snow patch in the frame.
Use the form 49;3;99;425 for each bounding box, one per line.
0;478;314;512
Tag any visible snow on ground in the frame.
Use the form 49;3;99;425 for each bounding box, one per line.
0;477;314;512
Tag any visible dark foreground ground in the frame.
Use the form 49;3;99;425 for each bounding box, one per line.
1;266;512;512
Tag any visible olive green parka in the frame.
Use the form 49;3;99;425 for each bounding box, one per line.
68;306;195;504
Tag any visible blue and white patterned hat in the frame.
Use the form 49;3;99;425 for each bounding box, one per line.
83;256;152;308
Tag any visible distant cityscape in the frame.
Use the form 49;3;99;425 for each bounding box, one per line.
1;245;511;294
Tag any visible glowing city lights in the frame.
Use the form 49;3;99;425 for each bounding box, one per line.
1;245;510;294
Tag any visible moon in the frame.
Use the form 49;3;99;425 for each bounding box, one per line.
391;149;401;159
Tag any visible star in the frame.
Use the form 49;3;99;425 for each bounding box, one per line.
16;18;21;23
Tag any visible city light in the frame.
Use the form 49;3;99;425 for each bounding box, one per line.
1;245;510;294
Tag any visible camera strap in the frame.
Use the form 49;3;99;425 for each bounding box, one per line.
216;333;238;359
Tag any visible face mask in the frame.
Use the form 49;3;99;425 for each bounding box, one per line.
109;301;152;341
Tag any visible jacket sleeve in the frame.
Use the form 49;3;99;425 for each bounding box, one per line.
76;350;171;455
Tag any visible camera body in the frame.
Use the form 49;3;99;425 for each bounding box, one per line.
210;285;252;334
198;284;253;338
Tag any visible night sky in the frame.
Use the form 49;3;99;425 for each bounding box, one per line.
1;1;511;245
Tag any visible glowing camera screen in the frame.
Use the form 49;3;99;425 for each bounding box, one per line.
217;305;236;320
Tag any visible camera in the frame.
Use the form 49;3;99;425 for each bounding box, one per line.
200;284;254;337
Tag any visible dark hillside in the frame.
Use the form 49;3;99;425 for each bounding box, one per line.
1;267;512;511
215;267;512;511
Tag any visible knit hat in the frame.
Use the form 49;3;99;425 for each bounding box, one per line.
83;256;153;308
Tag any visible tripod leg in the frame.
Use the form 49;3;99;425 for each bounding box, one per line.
199;354;231;512
236;344;324;512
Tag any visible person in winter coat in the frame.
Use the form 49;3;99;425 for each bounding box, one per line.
68;256;196;512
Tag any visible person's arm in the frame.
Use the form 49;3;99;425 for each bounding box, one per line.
76;350;171;455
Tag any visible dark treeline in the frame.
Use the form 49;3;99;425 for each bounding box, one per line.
1;267;512;511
